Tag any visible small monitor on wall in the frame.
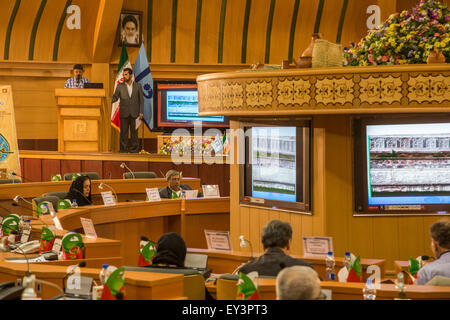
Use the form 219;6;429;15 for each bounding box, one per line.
240;121;311;213
354;116;450;215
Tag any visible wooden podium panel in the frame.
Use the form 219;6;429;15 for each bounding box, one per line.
55;89;106;152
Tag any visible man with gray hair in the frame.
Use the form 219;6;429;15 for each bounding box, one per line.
238;220;313;276
276;266;322;300
417;219;450;285
159;169;199;199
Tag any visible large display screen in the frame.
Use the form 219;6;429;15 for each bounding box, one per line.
366;123;450;205
251;127;297;202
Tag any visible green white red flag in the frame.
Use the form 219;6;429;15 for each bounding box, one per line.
347;255;362;282
138;241;156;266
236;272;260;300
407;257;420;284
101;267;127;300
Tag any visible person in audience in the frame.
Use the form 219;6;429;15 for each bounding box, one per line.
238;220;313;276
276;265;322;300
159;170;198;199
64;64;90;88
417;219;450;285
151;232;187;268
65;175;92;206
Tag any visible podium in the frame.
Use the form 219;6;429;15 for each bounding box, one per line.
55;89;107;152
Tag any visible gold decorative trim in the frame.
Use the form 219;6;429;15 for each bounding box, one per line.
315;77;354;105
277;78;311;106
359;75;403;105
245;80;273;108
407;74;450;104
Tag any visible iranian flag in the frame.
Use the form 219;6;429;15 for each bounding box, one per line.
347;255;362;282
407;257;420;284
101;267;127;300
138;241;156;267
236;272;260;300
111;43;132;131
222;132;230;154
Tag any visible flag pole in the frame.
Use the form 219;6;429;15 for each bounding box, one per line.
139;123;149;154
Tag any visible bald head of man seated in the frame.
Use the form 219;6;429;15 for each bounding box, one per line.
276;265;322;300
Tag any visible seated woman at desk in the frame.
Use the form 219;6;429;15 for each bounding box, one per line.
65;175;92;206
159;170;202;199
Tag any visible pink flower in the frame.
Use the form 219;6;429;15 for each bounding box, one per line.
368;55;374;63
382;55;389;62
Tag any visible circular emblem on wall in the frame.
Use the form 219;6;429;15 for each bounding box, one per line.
0;134;11;162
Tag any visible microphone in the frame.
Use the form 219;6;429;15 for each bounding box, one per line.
159;170;165;178
11;244;36;299
13;195;33;206
108;171;112;179
62;261;87;296
120;163;135;179
69;188;92;205
98;183;118;204
239;235;254;261
10;172;34;183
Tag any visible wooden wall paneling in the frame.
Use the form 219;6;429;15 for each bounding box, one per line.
34;139;58;151
185;213;230;248
397;217;426;262
245;0;272;64
229;120;240;251
268;0;296;64
198;0;222;64
198;163;225;194
7;0;40;61
318;0;345;43
19;157;24;177
340;0;369;48
103;160;124;179
348;216;374;259
290;212;302;256
372;217;399;270
291;0;320;62
61;160;82;177
41;159;61;182
249;208;260;254
0;0;17;59
175;0;197;64
312;124;325;237
149;162;174;179
222;163;230;196
221;0;246;64
257;208;270;253
32;0;66;61
239;206;251;254
149;0;173;64
126;161;149;173
81;160;103;178
23;158;42;183
177;163;199;180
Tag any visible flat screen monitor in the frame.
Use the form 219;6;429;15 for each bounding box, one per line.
354;116;450;214
241;123;311;212
157;83;228;128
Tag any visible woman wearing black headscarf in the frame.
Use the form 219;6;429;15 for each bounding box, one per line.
65;175;92;207
152;232;186;267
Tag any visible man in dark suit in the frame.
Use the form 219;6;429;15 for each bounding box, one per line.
111;68;144;153
238;220;313;277
159;170;196;199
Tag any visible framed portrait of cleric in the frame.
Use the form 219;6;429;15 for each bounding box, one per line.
117;10;142;47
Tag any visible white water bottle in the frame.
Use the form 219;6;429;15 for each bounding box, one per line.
363;278;376;300
71;199;78;208
99;264;109;285
325;251;336;281
343;252;351;270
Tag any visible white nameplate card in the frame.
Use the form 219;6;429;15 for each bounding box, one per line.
80;218;97;240
52;216;64;231
202;185;220;198
204;230;232;251
101;191;116;206
52;238;62;254
21;227;31;243
46;202;56;216
302;236;333;257
146;188;161;202
184;190;198;199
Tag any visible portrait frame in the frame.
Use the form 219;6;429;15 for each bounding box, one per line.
117;10;142;47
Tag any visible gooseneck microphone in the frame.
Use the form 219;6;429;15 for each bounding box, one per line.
120;163;135;179
98;183;118;204
239;235;254;261
10;172;34;183
13;195;33;206
62;261;87;295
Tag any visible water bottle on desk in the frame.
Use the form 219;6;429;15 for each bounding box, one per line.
363;278;376;300
325;251;336;281
99;264;109;285
343;252;351;270
71;199;78;208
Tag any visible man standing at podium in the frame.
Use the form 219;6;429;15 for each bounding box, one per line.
64;64;90;88
111;68;144;153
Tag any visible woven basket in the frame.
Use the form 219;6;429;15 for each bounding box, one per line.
312;39;344;68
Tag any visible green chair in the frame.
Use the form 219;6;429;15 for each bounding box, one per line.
0;179;21;184
64;172;101;181
31;196;60;214
123;171;157;179
43;191;68;200
426;276;450;286
124;266;205;300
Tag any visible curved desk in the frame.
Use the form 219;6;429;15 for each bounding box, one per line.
38;198;230;266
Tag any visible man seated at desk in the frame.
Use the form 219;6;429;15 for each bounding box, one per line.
417;219;450;285
238;220;313;277
159;170;202;199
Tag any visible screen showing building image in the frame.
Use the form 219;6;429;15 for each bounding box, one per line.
251;127;297;202
166;91;224;123
366;123;450;205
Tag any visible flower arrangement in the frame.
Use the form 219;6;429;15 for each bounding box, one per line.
344;0;449;66
159;136;218;156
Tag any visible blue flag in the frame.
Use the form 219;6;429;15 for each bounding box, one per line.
133;43;154;130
